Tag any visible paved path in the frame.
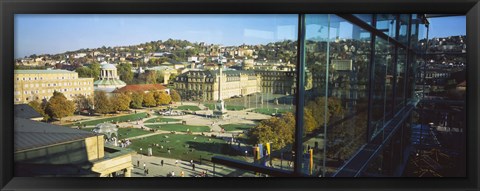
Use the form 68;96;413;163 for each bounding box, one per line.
131;152;295;177
131;154;256;177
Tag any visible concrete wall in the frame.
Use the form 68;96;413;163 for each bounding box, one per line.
15;140;90;165
84;135;105;161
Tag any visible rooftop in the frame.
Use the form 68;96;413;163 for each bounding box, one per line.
14;117;97;152
101;63;117;70
93;79;127;86
14;69;76;74
14;104;43;120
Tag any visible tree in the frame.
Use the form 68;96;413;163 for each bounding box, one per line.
75;66;93;78
305;96;345;131
73;94;93;113
117;63;134;84
304;108;318;133
146;71;157;84
28;100;49;121
111;93;132;112
45;91;75;123
130;91;144;109
94;91;113;114
249;112;295;150
90;62;101;80
170;90;181;102
143;92;156;107
154;91;172;105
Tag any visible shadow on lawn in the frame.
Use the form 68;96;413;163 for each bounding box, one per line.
185;141;244;157
220;123;255;131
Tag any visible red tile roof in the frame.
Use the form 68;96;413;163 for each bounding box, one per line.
113;84;166;93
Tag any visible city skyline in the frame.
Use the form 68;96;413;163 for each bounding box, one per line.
14;14;465;59
14;14;298;58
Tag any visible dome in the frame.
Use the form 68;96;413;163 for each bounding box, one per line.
101;63;117;70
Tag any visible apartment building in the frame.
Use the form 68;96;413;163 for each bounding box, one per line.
14;69;94;104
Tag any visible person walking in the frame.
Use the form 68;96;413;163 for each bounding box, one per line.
192;163;195;171
175;160;178;166
137;160;140;167
180;171;184;177
161;160;164;166
143;162;146;170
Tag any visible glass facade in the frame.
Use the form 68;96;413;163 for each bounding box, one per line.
303;14;371;176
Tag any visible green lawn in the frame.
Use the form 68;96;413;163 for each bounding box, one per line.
144;117;181;123
145;124;210;132
69;113;148;127
175;105;201;111
204;103;215;110
252;108;291;115
78;127;152;139
117;128;153;139
127;134;244;162
225;105;246;111
219;124;255;131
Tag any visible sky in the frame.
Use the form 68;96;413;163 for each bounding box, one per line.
427;15;466;38
14;14;466;58
14;14;298;58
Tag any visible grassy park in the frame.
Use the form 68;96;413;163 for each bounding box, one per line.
175;105;201;111
68;112;148;127
252;108;291;115
127;134;244;161
144;117;181;123
79;127;153;139
117;128;153;139
145;124;210;132
219;124;255;131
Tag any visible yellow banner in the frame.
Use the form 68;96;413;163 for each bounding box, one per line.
309;149;313;175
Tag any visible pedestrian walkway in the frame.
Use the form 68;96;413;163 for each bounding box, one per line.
131;154;256;177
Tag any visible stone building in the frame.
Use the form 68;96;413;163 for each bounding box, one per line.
14;69;94;104
173;70;261;101
255;70;297;95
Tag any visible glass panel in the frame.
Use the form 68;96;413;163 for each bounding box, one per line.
394;47;406;112
353;14;373;25
410;14;419;50
398;14;410;46
370;36;395;140
304;14;370;176
376;14;397;38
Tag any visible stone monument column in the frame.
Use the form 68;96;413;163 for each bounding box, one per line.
214;59;226;118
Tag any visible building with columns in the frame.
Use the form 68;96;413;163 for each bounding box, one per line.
174;70;261;101
93;62;127;92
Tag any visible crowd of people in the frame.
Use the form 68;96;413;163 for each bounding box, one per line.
119;139;132;148
134;157;213;177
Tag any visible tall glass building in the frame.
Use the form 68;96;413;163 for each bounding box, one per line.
212;14;465;177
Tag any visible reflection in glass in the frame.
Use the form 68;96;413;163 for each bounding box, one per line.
304;14;370;176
